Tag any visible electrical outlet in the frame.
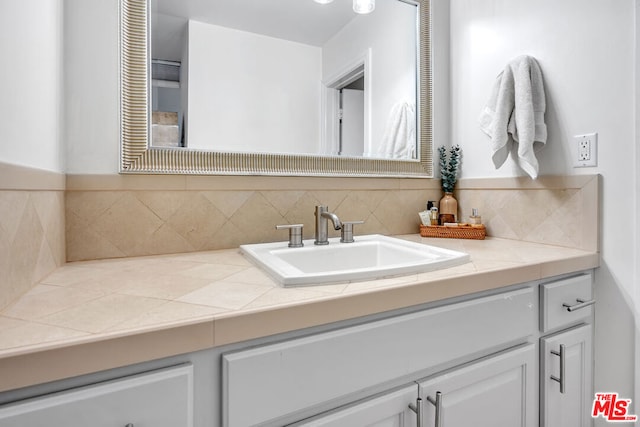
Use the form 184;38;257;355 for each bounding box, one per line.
579;140;590;160
573;133;597;167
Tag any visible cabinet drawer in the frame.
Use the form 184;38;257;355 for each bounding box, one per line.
0;364;193;427
540;273;593;332
223;287;535;427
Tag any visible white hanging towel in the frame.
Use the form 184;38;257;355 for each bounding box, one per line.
479;55;547;179
377;101;416;159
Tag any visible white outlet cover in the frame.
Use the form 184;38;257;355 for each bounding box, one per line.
572;133;597;168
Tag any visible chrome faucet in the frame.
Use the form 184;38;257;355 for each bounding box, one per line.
314;205;342;245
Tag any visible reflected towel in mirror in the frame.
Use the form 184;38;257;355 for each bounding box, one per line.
478;55;547;179
377;101;416;159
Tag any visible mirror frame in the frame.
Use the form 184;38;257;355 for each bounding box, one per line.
120;0;432;177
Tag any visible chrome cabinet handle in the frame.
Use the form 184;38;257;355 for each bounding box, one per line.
340;220;364;243
275;224;304;248
426;391;442;427
550;344;566;393
408;397;423;427
562;298;595;312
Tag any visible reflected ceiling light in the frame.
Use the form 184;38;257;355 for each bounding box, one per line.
353;0;375;14
313;0;375;14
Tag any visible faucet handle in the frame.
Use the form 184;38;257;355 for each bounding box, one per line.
340;220;365;243
276;224;304;248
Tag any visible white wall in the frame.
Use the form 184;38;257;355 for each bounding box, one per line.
322;0;417;157
187;21;321;155
65;0;120;174
181;27;189;144
448;0;638;409
0;0;64;172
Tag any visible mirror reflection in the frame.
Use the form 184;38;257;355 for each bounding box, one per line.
151;0;418;160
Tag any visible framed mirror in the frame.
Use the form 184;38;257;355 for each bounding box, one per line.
120;0;432;176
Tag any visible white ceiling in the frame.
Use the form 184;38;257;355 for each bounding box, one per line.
152;0;358;61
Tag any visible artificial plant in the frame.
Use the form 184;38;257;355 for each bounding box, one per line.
438;145;461;193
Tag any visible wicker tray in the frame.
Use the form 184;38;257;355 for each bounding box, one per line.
419;224;486;240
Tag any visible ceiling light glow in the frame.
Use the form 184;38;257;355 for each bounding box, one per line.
353;0;375;14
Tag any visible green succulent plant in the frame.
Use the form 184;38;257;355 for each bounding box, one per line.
438;145;461;193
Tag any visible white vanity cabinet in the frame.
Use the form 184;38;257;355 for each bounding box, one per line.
418;344;536;427
290;385;419;427
223;272;595;427
293;344;536;427
223;286;537;426
0;364;194;427
539;273;594;427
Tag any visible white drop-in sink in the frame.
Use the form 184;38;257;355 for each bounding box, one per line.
240;234;470;287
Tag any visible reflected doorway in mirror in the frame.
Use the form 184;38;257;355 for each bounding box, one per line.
321;55;370;157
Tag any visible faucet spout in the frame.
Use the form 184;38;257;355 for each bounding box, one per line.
321;212;342;230
314;205;342;245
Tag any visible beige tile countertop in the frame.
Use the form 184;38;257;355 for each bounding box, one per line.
0;235;599;392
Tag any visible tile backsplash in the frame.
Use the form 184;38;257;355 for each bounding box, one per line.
455;175;599;252
0;190;65;309
66;188;439;261
458;189;582;248
65;174;599;262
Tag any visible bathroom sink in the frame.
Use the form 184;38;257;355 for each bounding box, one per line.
240;234;470;287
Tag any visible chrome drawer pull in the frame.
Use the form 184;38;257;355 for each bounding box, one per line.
426;391;442;427
408;397;423;427
562;298;595;312
550;344;566;393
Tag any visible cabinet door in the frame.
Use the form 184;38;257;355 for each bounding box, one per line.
290;384;418;427
0;364;193;427
541;324;593;427
418;344;536;427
